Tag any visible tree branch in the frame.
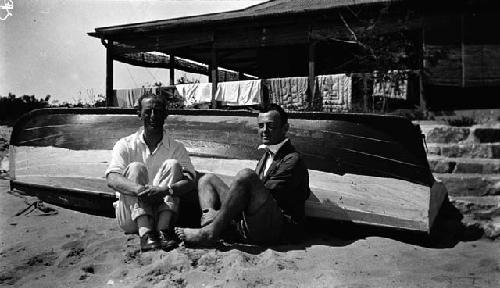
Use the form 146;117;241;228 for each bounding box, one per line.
338;12;377;60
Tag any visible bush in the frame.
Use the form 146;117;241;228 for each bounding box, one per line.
0;93;51;125
0;92;108;126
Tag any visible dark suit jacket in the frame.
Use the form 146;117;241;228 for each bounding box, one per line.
255;140;310;230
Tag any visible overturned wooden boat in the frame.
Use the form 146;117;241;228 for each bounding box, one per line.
9;108;447;232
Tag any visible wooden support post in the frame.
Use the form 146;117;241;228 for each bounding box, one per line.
9;145;15;180
210;45;218;109
460;13;466;88
420;25;428;115
105;42;114;107
169;55;175;86
363;74;369;112
308;42;316;110
419;72;427;115
208;64;212;82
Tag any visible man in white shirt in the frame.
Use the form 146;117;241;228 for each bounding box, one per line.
106;93;196;252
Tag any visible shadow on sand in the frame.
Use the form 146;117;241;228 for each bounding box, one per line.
302;197;483;249
8;183;484;255
217;197;484;255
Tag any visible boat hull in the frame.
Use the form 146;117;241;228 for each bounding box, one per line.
9;108;445;232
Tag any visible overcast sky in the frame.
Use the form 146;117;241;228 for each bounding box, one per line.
0;0;265;104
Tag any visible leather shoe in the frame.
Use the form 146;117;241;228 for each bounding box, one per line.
158;229;179;251
140;231;160;252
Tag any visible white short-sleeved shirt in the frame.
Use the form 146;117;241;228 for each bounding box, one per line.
105;128;196;183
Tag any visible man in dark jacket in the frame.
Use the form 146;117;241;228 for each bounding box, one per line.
175;104;310;245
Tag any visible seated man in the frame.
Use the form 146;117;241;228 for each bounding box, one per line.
106;93;196;252
175;104;310;246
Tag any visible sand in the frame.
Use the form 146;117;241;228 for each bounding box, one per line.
0;179;499;288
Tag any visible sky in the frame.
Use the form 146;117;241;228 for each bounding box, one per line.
0;0;266;104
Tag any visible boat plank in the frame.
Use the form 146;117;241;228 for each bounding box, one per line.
11;110;433;185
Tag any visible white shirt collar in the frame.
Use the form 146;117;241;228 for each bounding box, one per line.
138;128;169;151
258;138;289;155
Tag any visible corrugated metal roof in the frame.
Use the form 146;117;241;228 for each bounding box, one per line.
91;0;398;36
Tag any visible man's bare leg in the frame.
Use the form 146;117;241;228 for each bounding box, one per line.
196;173;230;226
175;169;269;245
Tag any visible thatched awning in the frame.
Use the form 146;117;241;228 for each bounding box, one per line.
114;52;203;74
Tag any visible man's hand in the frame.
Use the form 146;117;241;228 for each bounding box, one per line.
138;185;168;204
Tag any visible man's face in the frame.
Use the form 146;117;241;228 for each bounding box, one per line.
257;110;288;145
140;97;167;130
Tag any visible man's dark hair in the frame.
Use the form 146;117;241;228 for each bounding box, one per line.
259;103;288;126
135;93;167;113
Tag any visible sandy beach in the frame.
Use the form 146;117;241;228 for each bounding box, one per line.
1;178;499;288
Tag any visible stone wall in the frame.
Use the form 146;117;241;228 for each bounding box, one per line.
0;126;12;178
416;121;500;238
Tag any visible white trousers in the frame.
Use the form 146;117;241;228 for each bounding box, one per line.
114;159;183;234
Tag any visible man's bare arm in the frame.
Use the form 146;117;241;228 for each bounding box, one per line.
106;172;146;196
136;171;195;204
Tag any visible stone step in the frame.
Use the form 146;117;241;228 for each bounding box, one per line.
418;124;500;144
475;128;500;143
434;173;500;197
450;196;500;217
449;196;500;239
425;143;500;159
427;156;500;174
421;126;471;144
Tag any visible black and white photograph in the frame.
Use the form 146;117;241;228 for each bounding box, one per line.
1;0;499;287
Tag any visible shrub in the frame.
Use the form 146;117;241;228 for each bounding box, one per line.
0;93;51;125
